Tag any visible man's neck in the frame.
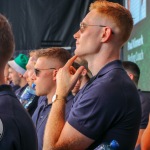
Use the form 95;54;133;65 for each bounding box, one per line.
88;52;120;76
47;88;56;104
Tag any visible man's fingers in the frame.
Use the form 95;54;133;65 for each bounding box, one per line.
73;66;85;81
65;56;78;68
70;66;76;75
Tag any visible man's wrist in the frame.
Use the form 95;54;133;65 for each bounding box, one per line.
52;94;66;103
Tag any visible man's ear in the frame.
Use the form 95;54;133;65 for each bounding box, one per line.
101;27;112;42
18;73;23;78
128;73;134;80
53;70;58;81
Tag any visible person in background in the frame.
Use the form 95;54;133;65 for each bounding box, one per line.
31;47;72;150
43;1;141;150
4;58;20;92
23;50;42;116
0;13;37;150
8;54;29;100
122;61;150;150
72;68;90;96
71;62;90;96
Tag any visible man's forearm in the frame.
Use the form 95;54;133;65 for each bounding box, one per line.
43;97;66;150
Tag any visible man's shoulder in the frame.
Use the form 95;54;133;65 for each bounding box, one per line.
138;90;150;103
0;86;34;125
0;113;37;150
138;90;150;97
0;84;13;94
0;87;19;111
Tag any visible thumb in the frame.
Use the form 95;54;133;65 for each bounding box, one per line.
71;66;85;88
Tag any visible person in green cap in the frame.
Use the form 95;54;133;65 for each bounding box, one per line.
8;53;29;100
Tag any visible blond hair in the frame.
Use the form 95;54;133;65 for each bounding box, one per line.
37;47;71;66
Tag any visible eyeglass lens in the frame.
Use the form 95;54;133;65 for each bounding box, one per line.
34;69;40;76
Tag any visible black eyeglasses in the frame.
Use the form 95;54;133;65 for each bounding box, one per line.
80;22;114;34
34;68;56;76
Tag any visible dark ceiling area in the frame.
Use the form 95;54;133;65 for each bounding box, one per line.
109;0;123;4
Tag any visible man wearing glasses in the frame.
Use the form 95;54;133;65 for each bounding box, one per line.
43;1;141;150
31;47;72;150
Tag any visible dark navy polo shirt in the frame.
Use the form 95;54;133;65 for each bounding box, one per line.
0;84;37;150
32;97;50;150
68;60;141;150
27;95;39;116
138;90;150;129
37;95;47;106
32;93;74;150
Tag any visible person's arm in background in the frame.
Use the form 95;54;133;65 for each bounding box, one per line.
141;115;150;150
136;129;145;147
135;91;150;148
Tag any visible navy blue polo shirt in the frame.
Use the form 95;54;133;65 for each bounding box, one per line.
32;93;73;150
37;95;47;106
0;84;37;150
27;95;39;116
32;97;50;150
138;90;150;129
68;60;141;150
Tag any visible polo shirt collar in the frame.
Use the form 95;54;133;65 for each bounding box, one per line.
0;84;12;92
96;60;123;78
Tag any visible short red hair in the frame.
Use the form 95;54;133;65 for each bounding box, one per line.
90;0;133;44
